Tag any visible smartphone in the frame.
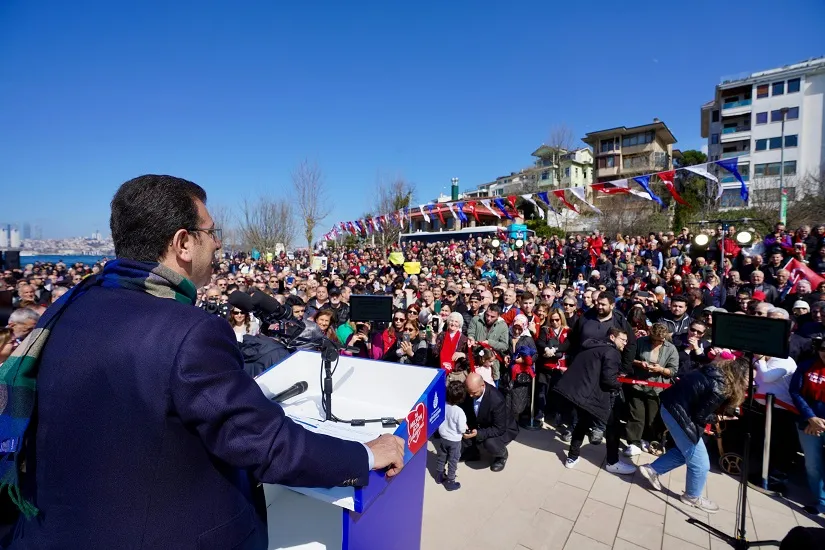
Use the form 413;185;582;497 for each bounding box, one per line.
286;276;295;284
403;333;411;343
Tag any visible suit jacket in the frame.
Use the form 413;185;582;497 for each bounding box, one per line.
461;383;518;444
11;285;368;550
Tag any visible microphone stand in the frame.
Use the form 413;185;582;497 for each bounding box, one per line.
321;339;340;422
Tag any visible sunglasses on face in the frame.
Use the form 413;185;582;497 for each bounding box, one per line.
688;327;703;334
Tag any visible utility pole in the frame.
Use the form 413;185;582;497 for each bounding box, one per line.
779;107;789;225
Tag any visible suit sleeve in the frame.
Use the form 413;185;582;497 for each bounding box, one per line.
476;392;507;442
171;315;370;488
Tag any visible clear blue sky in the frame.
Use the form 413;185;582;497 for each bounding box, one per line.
1;0;824;239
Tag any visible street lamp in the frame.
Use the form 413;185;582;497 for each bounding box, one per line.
778;107;789;225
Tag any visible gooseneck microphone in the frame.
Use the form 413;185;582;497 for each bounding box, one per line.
270;381;308;403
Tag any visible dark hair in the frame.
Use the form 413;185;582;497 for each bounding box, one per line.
110;175;207;262
607;327;627;339
671;295;688;306
486;303;501;314
285;295;305;307
598;291;615;303
520;291;535;302
446;380;467;406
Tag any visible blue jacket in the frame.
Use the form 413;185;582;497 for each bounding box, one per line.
11;285;368;549
790;357;825;423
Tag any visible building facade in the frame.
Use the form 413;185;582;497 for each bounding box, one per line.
701;57;825;207
581;119;677;184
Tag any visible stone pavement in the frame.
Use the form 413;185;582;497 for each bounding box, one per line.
421;425;825;550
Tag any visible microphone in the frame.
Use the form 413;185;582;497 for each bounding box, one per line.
228;290;256;312
250;289;292;320
271;381;309;403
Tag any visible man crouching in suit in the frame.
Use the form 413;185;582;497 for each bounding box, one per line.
460;372;519;472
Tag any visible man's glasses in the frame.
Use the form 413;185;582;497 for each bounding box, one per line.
542;294;553;298
563;302;576;308
189;227;222;243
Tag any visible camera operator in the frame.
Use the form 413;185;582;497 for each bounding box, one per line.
345;321;372;358
199;286;230;317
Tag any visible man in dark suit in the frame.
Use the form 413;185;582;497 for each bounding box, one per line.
7;175;405;549
460;372;518;472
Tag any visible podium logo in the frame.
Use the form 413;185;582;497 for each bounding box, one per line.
406;402;428;454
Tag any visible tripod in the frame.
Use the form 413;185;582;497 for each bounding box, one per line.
686;359;780;548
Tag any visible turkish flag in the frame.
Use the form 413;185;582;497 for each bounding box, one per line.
591;183;631;195
784;258;825;291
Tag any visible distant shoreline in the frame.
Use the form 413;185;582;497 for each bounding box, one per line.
19;255;108;266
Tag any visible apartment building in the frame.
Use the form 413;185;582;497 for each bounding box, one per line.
701;57;825;206
581;119;677;184
470;146;594;198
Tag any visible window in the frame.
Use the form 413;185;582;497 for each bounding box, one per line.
788;78;800;93
755;112;768;124
597;156;616;169
787;106;799;120
711;110;720;122
574;167;579;176
621;130;655;148
600;139;616;153
785;134;798;147
772;81;784;96
721;188;748;207
711;133;719;144
755;139;767;151
540;170;549;181
565;167;571;177
771;110;784;122
755;162;782;176
756;84;769;98
769;137;783;149
784;160;797;175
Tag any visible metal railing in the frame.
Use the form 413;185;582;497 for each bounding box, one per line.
720;150;749;159
722;126;751;134
722;99;753;109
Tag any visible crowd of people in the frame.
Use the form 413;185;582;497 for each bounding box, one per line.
3;220;825;515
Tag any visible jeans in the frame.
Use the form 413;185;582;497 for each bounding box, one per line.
436;438;462;482
797;427;825;511
650;407;710;499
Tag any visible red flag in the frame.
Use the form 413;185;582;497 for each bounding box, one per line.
466;201;480;222
784;258;825;291
553;190;579;213
435;205;446;225
591;183;631;195
507;195;517;211
657;170;688;205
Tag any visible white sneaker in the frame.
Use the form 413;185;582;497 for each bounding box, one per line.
638;464;663;492
605;461;636;475
565;457;579;469
623;444;642;457
681;494;720;514
640;440;650;453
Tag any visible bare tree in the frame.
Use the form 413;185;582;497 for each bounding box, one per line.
511;123;578;199
238;196;296;253
208;204;239;252
371;173;415;255
589;195;670;237
292;159;331;249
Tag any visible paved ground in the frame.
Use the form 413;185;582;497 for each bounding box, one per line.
421;424;825;550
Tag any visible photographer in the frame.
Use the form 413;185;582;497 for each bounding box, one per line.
199;286;230;317
345;321;373;358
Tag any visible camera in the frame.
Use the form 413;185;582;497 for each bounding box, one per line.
200;297;229;318
813;336;824;352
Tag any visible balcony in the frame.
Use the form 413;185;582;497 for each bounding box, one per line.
721;99;752;117
722;125;750;134
721;175;750;183
720;150;749;159
722;99;752;109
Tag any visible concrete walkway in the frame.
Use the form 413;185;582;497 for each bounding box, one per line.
421;425;824;550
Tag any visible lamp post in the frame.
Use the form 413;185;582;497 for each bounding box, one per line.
779;107;789;225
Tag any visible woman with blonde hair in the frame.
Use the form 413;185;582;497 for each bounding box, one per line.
639;358;750;513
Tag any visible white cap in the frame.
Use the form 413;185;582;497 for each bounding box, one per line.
793;300;810;311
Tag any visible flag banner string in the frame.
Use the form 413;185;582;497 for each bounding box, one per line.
323;156;748;240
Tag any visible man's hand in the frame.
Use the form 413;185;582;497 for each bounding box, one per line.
462;429;477;439
806;417;825;436
365;434;406;478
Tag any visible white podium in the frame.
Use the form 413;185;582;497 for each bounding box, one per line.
255;351;445;550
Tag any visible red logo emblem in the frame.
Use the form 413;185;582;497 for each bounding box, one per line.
406;401;428;454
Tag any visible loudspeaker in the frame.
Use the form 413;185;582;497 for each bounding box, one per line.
2;251;20;270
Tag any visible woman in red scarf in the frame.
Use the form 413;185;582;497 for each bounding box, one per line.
535;308;569;423
433;312;468;373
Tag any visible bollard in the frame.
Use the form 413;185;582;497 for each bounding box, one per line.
522;375;541;430
761;393;774;491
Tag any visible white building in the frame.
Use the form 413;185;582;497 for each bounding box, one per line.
701;57;825;207
0;226;9;248
9;226;20;248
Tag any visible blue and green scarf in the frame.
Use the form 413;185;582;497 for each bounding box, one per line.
0;259;197;518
